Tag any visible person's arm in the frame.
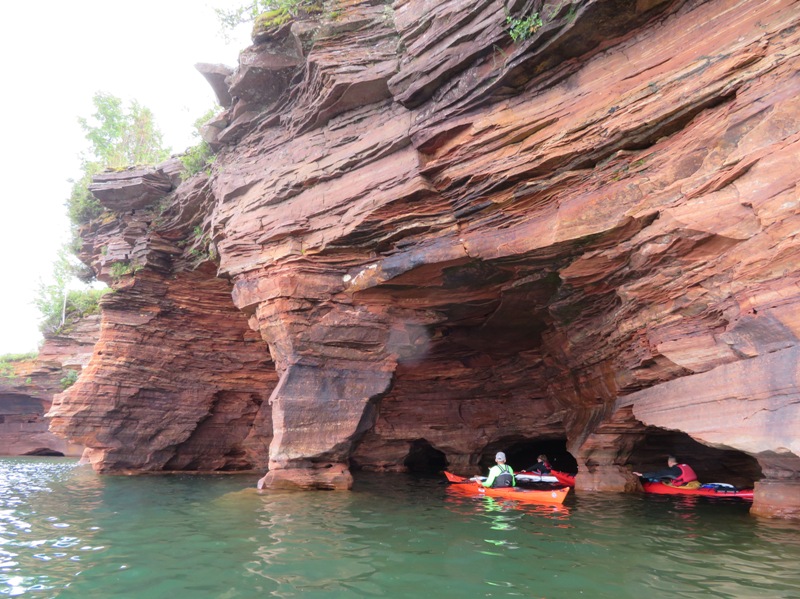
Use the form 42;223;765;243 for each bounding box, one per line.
482;466;498;487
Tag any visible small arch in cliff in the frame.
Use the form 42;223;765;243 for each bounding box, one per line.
480;437;578;474
628;427;762;488
403;439;448;475
22;448;65;457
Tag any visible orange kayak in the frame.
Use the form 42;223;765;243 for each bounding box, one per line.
444;471;569;504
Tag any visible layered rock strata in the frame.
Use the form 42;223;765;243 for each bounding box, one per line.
0;317;98;457
48;163;278;473
49;0;800;516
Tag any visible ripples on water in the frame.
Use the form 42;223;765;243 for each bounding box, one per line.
0;458;798;598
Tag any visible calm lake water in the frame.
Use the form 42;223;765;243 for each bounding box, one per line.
0;458;798;598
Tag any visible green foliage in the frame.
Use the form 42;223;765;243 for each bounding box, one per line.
35;246;78;334
78;92;170;169
67;92;170;226
506;11;543;42
186;226;217;262
67;164;104;225
180;141;215;178
36;286;109;336
60;369;79;390
180;108;217;179
0;353;39;379
35;245;110;336
109;261;134;280
215;0;318;30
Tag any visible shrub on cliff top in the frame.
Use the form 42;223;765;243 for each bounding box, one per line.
78;92;170;169
215;0;320;31
67;92;170;226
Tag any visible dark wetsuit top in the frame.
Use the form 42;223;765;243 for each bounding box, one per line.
528;461;551;474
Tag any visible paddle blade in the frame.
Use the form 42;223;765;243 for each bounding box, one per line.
444;471;467;483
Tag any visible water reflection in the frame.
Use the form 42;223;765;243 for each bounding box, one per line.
0;462;797;598
443;483;572;521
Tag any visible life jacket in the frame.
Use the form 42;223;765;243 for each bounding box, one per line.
493;465;515;488
672;464;698;486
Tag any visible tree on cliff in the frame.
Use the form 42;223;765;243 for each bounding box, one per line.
34;245;108;336
48;92;165;337
67;92;170;225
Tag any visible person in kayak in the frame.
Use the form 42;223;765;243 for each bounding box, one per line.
482;452;516;488
527;454;551;474
633;456;699;487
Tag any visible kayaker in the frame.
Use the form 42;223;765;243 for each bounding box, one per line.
482;452;516;488
633;455;699;487
527;454;551;474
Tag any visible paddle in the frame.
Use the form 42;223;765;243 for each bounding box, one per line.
444;471;485;484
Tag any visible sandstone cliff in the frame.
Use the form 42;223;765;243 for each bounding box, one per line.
0;317;96;457
47;0;800;518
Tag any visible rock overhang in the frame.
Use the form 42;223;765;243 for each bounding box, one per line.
46;0;800;516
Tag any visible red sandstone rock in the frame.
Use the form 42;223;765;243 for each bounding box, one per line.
48;0;800;516
194;63;234;108
0;317;99;457
89;165;175;212
47;268;278;473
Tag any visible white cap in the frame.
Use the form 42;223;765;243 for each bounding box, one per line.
496;452;506;461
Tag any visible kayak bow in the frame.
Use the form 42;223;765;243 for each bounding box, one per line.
444;471;569;504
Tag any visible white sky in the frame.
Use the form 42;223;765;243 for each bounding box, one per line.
0;0;251;355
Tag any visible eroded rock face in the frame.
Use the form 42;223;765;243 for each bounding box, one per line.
0;317;99;457
52;0;800;516
47;266;277;473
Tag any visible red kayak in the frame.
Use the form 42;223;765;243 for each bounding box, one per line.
517;470;576;487
642;481;754;500
444;471;569;504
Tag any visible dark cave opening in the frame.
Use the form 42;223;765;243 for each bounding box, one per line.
22;448;65;457
480;437;578;474
628;427;762;488
404;438;448;474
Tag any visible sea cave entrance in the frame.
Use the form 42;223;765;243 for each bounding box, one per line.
22;448;65;457
479;437;578;474
627;427;762;488
403;438;448;475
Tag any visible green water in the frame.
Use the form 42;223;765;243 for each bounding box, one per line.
0;458;798;598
